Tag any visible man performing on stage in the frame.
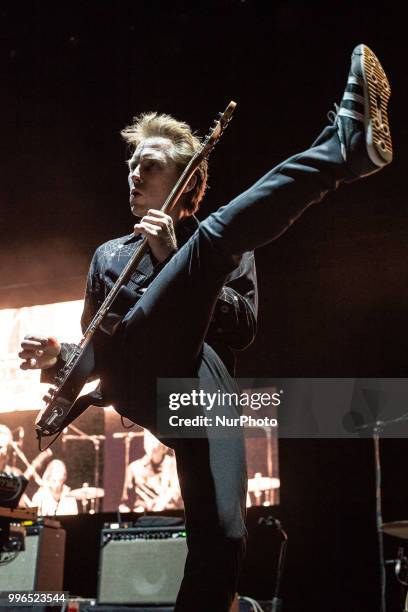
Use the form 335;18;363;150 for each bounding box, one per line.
19;45;392;611
119;429;182;513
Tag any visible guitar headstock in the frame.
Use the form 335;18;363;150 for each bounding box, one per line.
200;101;236;159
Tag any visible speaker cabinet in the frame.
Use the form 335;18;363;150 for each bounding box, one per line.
97;527;188;605
0;525;66;590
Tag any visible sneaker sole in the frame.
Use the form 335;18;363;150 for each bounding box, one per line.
359;44;393;166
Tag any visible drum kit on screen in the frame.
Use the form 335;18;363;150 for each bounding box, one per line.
381;520;408;611
247;473;280;507
67;485;104;513
61;424;106;514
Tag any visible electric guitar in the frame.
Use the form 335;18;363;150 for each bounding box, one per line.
35;101;236;441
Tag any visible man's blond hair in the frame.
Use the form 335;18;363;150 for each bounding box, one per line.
121;112;208;213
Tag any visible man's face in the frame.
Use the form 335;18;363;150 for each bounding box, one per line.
128;137;181;218
144;431;166;464
150;446;166;464
48;472;65;496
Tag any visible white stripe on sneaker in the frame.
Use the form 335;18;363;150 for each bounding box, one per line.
347;75;364;87
338;107;365;122
343;92;365;105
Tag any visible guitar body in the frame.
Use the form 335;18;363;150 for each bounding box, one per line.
35;340;96;435
35;285;138;436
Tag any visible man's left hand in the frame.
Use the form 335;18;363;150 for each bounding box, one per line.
134;209;177;262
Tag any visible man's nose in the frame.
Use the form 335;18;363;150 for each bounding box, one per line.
131;165;142;183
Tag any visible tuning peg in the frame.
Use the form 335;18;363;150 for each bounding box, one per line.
43;387;56;403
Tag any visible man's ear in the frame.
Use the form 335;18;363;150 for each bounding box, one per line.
183;172;198;193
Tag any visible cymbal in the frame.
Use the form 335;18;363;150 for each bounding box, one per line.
381;521;408;539
247;477;280;492
68;486;105;500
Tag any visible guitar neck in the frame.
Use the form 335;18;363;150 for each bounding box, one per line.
35;102;236;440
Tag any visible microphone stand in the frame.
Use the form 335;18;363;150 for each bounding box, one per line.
355;412;408;612
258;515;288;611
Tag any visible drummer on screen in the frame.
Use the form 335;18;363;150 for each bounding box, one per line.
32;459;78;516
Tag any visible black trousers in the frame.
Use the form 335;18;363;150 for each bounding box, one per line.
114;125;351;611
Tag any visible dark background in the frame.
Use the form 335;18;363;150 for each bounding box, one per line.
2;2;408;610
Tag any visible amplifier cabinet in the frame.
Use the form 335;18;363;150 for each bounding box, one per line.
97;527;188;605
0;525;66;591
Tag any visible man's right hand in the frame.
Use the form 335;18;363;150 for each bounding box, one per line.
19;335;61;370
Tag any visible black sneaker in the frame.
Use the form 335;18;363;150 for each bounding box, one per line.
330;44;393;177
